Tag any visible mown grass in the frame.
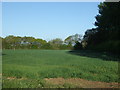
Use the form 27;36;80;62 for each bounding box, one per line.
2;49;119;88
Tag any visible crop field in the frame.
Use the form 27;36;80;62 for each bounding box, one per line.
2;50;119;88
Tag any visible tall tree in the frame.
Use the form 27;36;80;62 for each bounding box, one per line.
48;38;63;49
64;34;82;46
95;2;120;41
83;2;120;53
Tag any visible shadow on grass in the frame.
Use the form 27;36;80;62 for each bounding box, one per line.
1;53;6;56
68;50;120;61
0;53;6;56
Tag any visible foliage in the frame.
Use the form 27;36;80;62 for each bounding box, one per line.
59;44;73;50
82;2;120;54
48;38;63;49
40;43;53;49
73;41;83;50
1;35;80;50
64;34;82;46
2;35;73;50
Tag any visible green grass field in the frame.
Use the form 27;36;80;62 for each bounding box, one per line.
2;49;119;88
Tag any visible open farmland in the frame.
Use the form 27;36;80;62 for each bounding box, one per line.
2;50;119;88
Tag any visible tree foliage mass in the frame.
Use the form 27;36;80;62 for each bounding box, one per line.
82;2;120;54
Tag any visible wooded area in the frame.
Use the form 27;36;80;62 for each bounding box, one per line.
1;2;120;54
1;34;81;50
80;2;120;54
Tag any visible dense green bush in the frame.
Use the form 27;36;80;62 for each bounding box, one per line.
87;40;120;54
73;42;83;50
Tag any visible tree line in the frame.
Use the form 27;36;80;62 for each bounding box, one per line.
0;34;82;50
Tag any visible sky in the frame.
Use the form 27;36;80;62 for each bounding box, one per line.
2;2;100;41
